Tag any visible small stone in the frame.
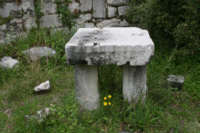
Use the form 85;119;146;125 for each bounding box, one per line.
84;23;95;28
167;75;184;90
96;18;121;28
107;6;117;18
23;46;56;61
118;6;129;16
107;0;129;6
80;0;92;12
120;19;129;27
76;14;92;24
34;80;50;92
0;56;19;69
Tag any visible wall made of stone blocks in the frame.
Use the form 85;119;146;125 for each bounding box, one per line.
0;0;129;44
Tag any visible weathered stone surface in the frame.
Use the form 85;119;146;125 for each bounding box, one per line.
107;6;117;18
19;0;34;12
75;65;99;110
0;25;7;31
84;23;95;28
40;15;61;28
41;2;57;14
80;0;92;12
167;75;184;89
76;14;92;24
0;56;19;69
24;17;37;30
68;0;80;13
118;6;129;16
107;0;129;6
120;19;129;27
34;80;50;92
23;46;56;61
96;18;121;28
93;0;106;18
123;66;147;103
66;27;154;66
0;3;18;18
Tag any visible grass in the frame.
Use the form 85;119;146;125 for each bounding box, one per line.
0;28;200;133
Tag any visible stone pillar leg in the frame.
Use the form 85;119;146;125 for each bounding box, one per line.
74;65;99;110
123;66;147;103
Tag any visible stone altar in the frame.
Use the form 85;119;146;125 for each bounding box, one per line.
65;27;154;110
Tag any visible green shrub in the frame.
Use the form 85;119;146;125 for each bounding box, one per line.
55;0;78;29
126;0;200;54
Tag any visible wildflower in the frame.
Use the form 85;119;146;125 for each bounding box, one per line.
108;102;111;106
104;102;108;106
108;94;112;99
104;97;107;100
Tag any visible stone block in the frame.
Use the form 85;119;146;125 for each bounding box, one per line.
75;14;92;24
93;0;106;18
66;27;154;66
75;65;99;110
24;17;37;30
107;6;117;18
80;0;92;12
118;6;129;16
96;18;121;28
40;15;62;28
107;0;129;6
41;2;57;14
0;3;18;18
167;75;184;90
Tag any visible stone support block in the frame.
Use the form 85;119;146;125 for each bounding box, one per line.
75;65;99;110
123;66;147;103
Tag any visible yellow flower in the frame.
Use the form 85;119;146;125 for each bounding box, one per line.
108;102;111;106
104;102;108;106
104;97;107;100
108;94;112;99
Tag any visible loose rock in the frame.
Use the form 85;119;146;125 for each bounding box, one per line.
23;46;56;61
34;80;50;92
167;75;184;90
0;56;19;69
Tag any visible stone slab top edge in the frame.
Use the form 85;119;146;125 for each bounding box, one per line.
65;27;155;66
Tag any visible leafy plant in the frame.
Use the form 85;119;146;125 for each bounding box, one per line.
55;0;79;29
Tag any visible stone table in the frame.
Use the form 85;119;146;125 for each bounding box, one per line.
65;27;154;110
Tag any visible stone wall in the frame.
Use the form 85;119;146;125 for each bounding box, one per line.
0;0;129;44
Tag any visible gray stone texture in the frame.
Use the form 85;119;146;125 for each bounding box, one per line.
118;6;129;16
66;27;154;66
0;3;18;18
41;2;57;14
107;6;117;18
0;56;19;69
75;14;92;24
68;0;80;13
167;75;184;90
75;65;99;110
93;0;106;18
40;15;62;28
123;66;147;103
80;0;92;12
23;46;56;61
107;0;129;6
